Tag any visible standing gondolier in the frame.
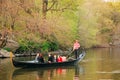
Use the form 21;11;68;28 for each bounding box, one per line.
73;40;80;59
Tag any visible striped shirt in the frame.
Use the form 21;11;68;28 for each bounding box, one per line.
73;42;80;50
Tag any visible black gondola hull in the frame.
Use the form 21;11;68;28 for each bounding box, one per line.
12;51;85;68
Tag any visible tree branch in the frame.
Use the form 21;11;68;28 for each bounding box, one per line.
47;0;56;11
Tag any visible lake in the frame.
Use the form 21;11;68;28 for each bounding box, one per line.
0;47;120;80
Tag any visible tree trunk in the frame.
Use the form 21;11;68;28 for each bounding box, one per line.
42;0;48;19
0;32;8;49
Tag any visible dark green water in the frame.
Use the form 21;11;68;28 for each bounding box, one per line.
0;48;120;80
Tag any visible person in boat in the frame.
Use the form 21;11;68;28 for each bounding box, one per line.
54;54;58;62
48;54;54;63
37;53;44;63
61;56;66;61
57;55;62;62
35;53;39;62
73;40;80;59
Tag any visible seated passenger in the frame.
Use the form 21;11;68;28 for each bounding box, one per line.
35;53;39;62
62;56;66;61
57;55;62;62
37;53;44;63
53;54;58;62
48;54;54;63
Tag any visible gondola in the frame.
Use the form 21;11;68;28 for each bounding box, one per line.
12;51;86;68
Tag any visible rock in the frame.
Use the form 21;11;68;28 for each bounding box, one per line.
4;40;19;52
93;44;110;48
0;49;15;58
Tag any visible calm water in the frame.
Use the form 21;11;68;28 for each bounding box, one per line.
0;48;120;80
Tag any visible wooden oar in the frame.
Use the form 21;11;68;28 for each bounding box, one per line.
66;50;74;58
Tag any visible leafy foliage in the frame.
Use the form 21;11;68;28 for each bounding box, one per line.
1;0;120;53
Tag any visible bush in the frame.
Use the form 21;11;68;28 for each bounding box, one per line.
15;40;59;54
41;41;59;52
3;47;11;52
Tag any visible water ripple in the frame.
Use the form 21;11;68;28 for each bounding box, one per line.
96;70;120;74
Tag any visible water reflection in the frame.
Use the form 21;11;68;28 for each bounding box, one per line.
73;65;80;80
82;48;120;80
12;65;84;80
73;64;84;80
1;48;120;80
